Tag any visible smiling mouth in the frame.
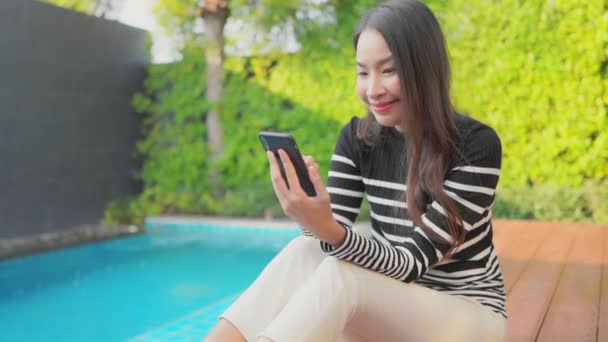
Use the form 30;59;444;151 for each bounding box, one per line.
370;100;398;113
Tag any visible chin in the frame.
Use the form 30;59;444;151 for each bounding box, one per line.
372;113;401;128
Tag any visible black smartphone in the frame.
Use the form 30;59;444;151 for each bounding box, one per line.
259;131;317;197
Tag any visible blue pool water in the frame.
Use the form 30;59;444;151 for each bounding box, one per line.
0;222;299;341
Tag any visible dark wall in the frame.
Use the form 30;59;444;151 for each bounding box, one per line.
0;0;148;239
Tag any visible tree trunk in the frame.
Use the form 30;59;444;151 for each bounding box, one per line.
200;1;229;184
91;0;118;18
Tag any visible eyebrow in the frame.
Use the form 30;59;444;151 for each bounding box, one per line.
356;55;394;67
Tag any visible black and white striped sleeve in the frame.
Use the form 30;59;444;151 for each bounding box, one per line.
300;119;364;237
320;125;502;283
326;119;365;229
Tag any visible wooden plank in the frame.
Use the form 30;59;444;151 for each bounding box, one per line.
505;225;575;341
492;220;529;255
537;225;604;342
492;220;530;294
598;226;608;342
495;222;551;294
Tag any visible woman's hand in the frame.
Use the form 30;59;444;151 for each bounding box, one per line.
267;150;346;246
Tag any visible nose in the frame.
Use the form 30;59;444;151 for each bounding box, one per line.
366;74;386;100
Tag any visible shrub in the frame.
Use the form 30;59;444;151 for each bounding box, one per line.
104;0;608;225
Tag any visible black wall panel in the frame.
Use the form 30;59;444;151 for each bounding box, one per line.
1;0;148;238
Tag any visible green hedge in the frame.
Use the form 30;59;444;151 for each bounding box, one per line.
105;0;608;225
434;0;607;223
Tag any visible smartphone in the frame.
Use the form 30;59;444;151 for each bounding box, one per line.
258;131;317;197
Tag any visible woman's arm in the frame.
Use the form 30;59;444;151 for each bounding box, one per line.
320;125;502;283
267;119;365;242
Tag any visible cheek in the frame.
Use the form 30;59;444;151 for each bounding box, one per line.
356;79;367;102
388;76;401;96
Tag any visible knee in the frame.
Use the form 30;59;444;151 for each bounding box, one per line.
315;258;361;308
285;235;320;254
316;258;359;279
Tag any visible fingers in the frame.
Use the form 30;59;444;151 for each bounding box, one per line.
278;149;303;195
307;159;319;176
307;159;328;197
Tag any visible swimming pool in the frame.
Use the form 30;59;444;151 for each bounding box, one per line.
0;218;299;341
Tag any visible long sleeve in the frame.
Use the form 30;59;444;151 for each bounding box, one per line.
320;119;502;283
326;120;365;229
299;119;364;237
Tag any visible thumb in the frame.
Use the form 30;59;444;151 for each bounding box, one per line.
308;162;327;195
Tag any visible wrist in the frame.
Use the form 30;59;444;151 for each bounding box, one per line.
322;220;347;246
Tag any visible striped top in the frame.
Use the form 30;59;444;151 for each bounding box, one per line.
311;115;507;318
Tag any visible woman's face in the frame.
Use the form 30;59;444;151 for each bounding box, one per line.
356;29;404;131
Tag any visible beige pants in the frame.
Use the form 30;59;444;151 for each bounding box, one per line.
220;236;507;342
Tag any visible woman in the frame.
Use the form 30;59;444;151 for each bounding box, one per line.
206;0;507;341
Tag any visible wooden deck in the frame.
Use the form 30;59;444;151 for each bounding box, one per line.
493;219;607;342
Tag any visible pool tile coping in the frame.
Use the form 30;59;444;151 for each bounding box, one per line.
146;215;369;232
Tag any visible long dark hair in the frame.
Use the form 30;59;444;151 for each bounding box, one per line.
354;0;465;255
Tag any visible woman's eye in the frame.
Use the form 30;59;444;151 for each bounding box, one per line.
357;71;368;77
383;68;396;74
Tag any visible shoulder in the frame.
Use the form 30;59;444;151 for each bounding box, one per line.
456;114;501;148
454;113;502;167
343;116;361;135
338;116;364;145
